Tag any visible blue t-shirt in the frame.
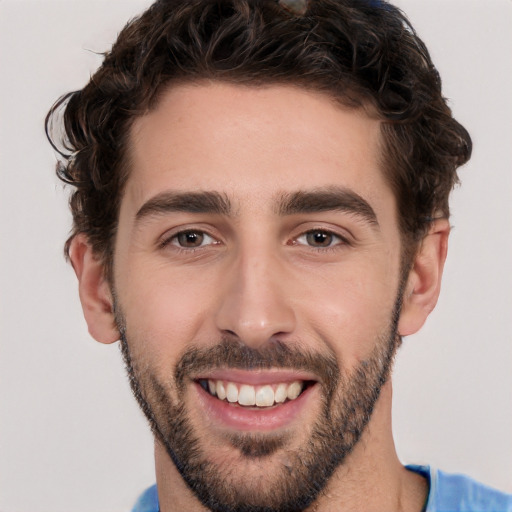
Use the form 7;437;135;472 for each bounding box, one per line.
407;465;512;512
131;466;512;512
131;483;158;512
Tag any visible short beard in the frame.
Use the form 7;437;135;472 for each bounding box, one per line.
117;292;403;512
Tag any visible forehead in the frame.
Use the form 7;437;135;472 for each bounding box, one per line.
124;82;393;219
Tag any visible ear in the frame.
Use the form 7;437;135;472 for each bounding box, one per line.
398;219;450;337
69;234;119;344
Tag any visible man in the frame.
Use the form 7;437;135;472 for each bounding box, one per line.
45;0;512;511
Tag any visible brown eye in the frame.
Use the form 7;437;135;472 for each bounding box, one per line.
294;230;344;249
305;231;334;247
174;231;207;248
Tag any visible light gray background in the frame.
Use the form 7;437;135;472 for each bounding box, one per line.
1;1;511;511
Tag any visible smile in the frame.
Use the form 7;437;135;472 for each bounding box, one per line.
193;370;319;431
198;379;309;408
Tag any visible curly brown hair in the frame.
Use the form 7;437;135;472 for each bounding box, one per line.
46;0;471;276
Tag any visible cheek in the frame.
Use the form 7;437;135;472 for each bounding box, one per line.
297;261;399;366
116;262;219;365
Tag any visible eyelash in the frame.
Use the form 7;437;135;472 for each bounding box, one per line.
159;229;219;251
293;229;350;251
159;228;350;253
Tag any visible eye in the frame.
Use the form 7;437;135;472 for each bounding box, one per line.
168;230;217;249
295;229;344;248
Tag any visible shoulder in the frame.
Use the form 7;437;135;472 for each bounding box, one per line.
432;468;512;512
131;484;159;512
408;465;512;512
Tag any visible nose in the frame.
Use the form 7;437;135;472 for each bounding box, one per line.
214;247;297;349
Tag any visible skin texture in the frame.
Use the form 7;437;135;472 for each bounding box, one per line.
70;83;449;511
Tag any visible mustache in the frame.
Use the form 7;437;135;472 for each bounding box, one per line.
173;337;340;394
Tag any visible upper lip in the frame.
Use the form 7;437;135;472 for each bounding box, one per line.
194;369;318;386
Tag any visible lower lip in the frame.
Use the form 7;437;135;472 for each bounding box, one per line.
194;382;317;432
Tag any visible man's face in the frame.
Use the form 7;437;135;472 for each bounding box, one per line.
113;83;405;511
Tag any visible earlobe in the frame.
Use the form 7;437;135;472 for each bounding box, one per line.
69;234;119;344
398;219;450;337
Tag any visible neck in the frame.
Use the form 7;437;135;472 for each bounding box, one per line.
301;382;428;512
154;381;428;512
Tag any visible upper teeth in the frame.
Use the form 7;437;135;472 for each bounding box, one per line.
204;379;304;407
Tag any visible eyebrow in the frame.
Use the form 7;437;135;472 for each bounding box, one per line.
135;191;232;221
276;187;379;227
134;186;379;228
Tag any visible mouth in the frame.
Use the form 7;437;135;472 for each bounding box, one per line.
192;371;319;432
197;378;315;408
